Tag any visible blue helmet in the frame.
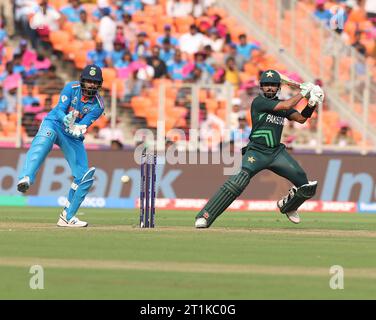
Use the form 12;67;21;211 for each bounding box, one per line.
80;64;103;98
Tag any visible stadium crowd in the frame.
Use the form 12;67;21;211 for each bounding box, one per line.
0;0;372;150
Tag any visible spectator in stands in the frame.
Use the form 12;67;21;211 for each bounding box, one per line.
98;7;117;52
12;54;26;78
147;46;167;79
190;0;206;18
37;65;65;95
0;20;7;62
133;32;150;59
365;0;376;20
180;24;205;55
367;17;376;40
73;10;96;41
224;57;240;90
166;0;191;17
193;51;215;83
290;116;324;147
15;0;38;36
330;0;356;34
236;34;260;59
313;0;332;26
239;79;257;112
189;65;206;85
60;0;83;23
120;13;138;44
0;86;7;112
210;14;228;39
16;39;37;70
29;0;62;49
230;97;241;130
167;49;187;80
157;24;179;48
159;39;175;64
132;55;154;96
98;118;126;146
87;41;109;68
224;42;247;71
114;24;127;46
110;39;126;67
203;45;217;67
114;1;125;21
34;95;53;123
33;52;52;72
22;85;39;108
115;51;133;69
92;0;112;21
230;116;252;150
123;0;143;15
0;0;14;38
352;30;367;55
2;62;21;113
202;28;224;53
333;122;356;146
200;113;225;151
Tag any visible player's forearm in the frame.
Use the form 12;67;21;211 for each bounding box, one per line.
275;94;303;111
294;113;308;124
55;106;68;122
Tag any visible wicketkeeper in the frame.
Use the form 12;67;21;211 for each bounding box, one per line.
195;70;324;228
17;65;105;228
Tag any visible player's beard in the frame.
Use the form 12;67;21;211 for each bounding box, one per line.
260;86;280;99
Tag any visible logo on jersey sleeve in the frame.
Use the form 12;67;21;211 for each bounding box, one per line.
61;95;68;103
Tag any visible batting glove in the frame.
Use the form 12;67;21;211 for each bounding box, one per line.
308;85;324;106
300;82;315;98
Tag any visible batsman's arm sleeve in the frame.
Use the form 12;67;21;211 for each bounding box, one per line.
251;96;279;113
78;107;104;128
54;83;73;122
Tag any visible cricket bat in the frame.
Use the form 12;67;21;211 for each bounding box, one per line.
279;73;301;89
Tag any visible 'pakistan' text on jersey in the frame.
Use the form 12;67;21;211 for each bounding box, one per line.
45;81;104;139
249;95;297;148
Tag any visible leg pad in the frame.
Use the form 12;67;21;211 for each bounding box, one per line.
278;181;318;213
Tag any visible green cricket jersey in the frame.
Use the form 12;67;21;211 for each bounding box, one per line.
249;94;298;148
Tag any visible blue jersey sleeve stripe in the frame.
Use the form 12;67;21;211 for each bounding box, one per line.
95;94;105;109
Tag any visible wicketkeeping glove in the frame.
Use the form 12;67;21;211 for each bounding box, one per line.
63;110;78;128
300;82;315;98
68;124;87;138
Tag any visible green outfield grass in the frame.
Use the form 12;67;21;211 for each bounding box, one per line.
1;207;376;299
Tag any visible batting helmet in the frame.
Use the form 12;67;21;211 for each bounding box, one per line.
80;64;103;98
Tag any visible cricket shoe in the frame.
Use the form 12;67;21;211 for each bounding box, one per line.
277;198;301;224
17;176;30;193
285;211;300;224
195;217;208;228
57;210;88;228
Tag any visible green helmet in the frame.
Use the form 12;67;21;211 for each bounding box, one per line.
260;70;281;85
259;69;281;99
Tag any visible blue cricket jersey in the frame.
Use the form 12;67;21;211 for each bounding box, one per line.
45;81;105;139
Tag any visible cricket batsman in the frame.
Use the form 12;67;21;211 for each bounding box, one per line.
195;69;324;228
17;64;105;228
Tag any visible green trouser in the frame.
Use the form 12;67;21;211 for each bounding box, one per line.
196;143;308;227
